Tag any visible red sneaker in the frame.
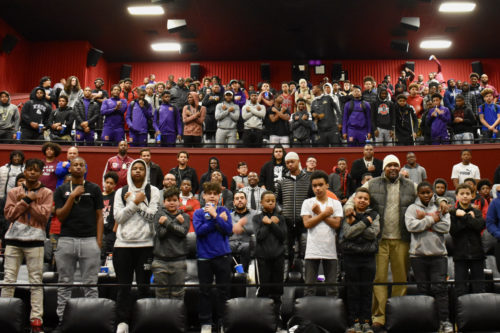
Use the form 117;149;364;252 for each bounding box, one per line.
31;318;44;333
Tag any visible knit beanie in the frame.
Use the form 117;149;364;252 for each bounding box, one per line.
383;154;400;170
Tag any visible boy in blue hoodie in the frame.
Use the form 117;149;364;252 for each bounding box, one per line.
126;89;153;147
478;88;500;142
193;182;233;333
426;93;451;144
153;91;183;147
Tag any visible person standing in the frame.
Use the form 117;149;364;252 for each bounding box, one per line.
0;90;21;142
139;148;163;189
59;76;83;108
74;87;100;145
215;91;240;148
230;191;256;272
169;151;199;194
400;152;427;184
40;142;61;192
153;91;182;147
55;146;81;188
342;85;372;146
102;172;118;259
102;141;134;190
101;84;127;145
2;159;52;333
350;144;383;189
126;89;153;147
20;87;52;143
259;144;287;192
0;150;25;200
241;90;266;148
182;92;206;148
451;149;481;189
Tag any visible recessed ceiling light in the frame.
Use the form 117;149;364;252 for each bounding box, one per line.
127;6;164;15
439;1;476;13
151;43;181;52
420;40;452;49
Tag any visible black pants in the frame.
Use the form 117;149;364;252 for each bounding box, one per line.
21;128;44;144
183;135;202;147
318;129;340;147
304;259;338;297
113;247;153;323
242;129;263;148
0;129;14;143
344;254;376;324
286;218;306;264
410;256;449;322
197;255;231;326
454;259;485;297
229;240;251;272
257;255;284;322
292;137;310;147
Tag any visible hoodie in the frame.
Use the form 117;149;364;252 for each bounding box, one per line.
371;88;394;131
21;87;51;131
242;100;266;130
29;77;55;104
153;101;182;136
433;178;456;204
427;105;451;140
215;99;240;129
259;145;287;192
443;80;461;111
126;99;153;134
0;152;25;199
405;196;451;257
451;102;476;134
311;93;341;131
113;159;162;248
291;109;313;140
199;157;229;189
182;92;206;136
0;91;20;131
101;96;127;129
48;106;74;136
201;91;223;134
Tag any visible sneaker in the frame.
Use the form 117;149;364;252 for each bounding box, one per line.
200;324;212;333
30;318;44;333
371;322;385;333
346;327;356;333
116;322;129;333
440;321;453;333
353;322;363;333
362;322;374;333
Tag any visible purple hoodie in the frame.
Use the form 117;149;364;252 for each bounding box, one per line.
342;99;371;134
233;89;247;114
101;97;127;129
427;106;451;139
126;100;153;134
153;103;183;136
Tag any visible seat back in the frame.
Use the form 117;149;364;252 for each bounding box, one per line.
386;295;439;333
0;298;25;333
293;296;347;333
131;298;186;333
61;298;116;333
457;293;500;332
224;297;276;333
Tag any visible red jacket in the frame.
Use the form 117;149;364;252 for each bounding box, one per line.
103;154;134;189
180;196;200;232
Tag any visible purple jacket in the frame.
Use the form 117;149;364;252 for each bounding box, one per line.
101;97;127;129
427;106;451;138
342;99;371;134
126;100;153;134
233;89;247;113
153;103;183;136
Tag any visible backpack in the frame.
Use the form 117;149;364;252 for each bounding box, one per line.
347;99;368;118
129;100;156;136
121;184;152;205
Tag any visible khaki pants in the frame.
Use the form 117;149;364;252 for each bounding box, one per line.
372;239;409;326
1;245;44;322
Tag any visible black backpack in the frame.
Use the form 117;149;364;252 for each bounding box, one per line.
120;184;152;205
347;99;368;118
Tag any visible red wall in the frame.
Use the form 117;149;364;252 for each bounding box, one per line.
2;144;499;191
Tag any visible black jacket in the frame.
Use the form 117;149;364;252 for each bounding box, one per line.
394;104;418;139
371;94;394;131
450;105;476;135
253;210;287;259
20;98;52;130
199;157;228;189
73;98;101;130
259;148;287;192
48;107;74;136
362;90;378;105
149;162;164;190
311;95;341;131
201;92;223;133
169;166;199;194
449;206;485;260
275;170;314;226
350;158;383;189
153;209;190;261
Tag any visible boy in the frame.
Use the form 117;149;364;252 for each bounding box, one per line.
230;161;249;193
179;179;200;232
477;179;492;204
152;187;189;299
342;85;372;146
405;182;452;333
463;178;489;219
102;171;118;259
253;191;287;324
48;95;74;142
126;89;153;147
153;91;183;147
291;98;313;146
394;94;418;146
449;184;485;297
301;171;342;297
451;94;476;144
427;93;451;144
478;88;500;142
433;178;455;206
192;182;233;333
340;187;380;333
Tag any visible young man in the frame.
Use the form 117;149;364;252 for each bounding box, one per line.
48;95;74;142
119;78;137;103
342;85;371;146
241;90;266;148
311;85;341;147
0;90;21;142
451;149;481;189
241;171;265;212
40;142;61;192
230;191;256;272
126;89;153;147
463;178;489;219
329;158;354;204
291;98;313;147
139;148;164;189
394;94;418;146
192;182;233;333
478;88;500;142
259;144;287;192
301;171;342;296
401;152;427;184
280;82;294;112
74;87;100;145
451;94;476;144
444;79;461;112
102;172;118;259
461;81;480;121
152;187;189;299
54;157;104;324
199;171;234;210
215;90;240;148
305;156;317;175
371;87;394;146
427;93;451;144
20;87;52;143
55;146;81;188
91;78;109;140
168;150;199;194
102;140;134;190
2;159;52;333
267;94;291;148
350;144;383;189
362;76;377;105
406;83;424;119
153;91;182;147
201;84;223;147
230;161;249;193
101;84;127;145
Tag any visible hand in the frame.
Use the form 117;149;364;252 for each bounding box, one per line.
124;192;132;201
455;209;466;217
467;210;475;218
11;133;16;140
26;191;37;201
453;117;463;123
134;192;146;205
222;104;227;111
235;96;241;101
367;164;375;172
390;131;395;138
346;215;356;225
81;121;89;128
185;110;192;116
302;114;308;121
17;193;25;201
271;216;280;224
348;136;353;142
294;115;299;121
256;106;261;111
45;94;51;100
30;122;39;129
416;209;426;219
158;216;167;225
471;203;479;210
367;133;372;140
312;203;321;215
412;133;417;139
298;93;303;99
219;211;228;221
281;107;286;113
116;101;122;108
204;204;217;218
439;200;449;214
233;223;244;234
341;198;347;205
237;182;244;189
185;205;193;211
228;107;235;112
400;169;409;178
176;214;185;224
262;216;272;224
337;124;342;131
366;216;373;224
71;185;85;198
374;129;379;137
430;211;440;223
176;135;182;141
97;238;102;249
345;207;355;217
323;206;334;217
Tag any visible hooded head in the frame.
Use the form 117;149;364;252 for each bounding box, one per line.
34;87;45;100
127;159;150;192
188;91;199;108
10;150;25;166
323;83;333;96
377;87;389;102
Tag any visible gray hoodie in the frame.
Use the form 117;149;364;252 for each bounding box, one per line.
0;91;20;131
215;101;240;129
114;159;162;247
405;196;450;257
241;101;266;130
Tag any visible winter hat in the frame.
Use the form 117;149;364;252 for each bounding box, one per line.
285;152;300;161
383;154;400;170
224;90;234;96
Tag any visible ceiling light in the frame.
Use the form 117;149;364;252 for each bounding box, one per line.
151;43;181;52
127;6;164;15
420;40;452;49
439;2;476;13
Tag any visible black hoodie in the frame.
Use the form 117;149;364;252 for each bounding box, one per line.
48;106;74;136
259;145;287;192
451;103;476;134
201;91;223;134
29;76;56;105
371;88;394;131
21;88;51;131
199;157;229;189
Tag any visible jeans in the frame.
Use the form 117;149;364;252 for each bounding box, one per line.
229;240;251;272
304;259;337;297
55;237;101;321
113;247;153;324
1;245;44;322
454;259;485;297
269;135;290;148
151;259;187;299
410;256;449;322
344;255;376;324
452;132;474;144
197;255;231;325
216;128;237;148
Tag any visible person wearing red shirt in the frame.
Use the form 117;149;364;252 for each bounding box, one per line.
102;140;134;189
406;83;424;119
179;179;200;232
40;142;61;192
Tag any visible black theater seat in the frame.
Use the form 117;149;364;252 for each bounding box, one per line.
131;298;186;333
0;297;25;333
386;295;439;333
292;296;347;333
60;298;116;333
456;293;500;332
224;297;276;333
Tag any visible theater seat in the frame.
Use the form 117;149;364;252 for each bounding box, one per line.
385;295;439;333
293;296;347;333
60;298;116;333
131;298;186;333
456;293;500;332
0;297;25;333
224;297;276;333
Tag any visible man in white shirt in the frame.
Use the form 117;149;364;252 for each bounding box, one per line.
301;170;343;296
451;149;481;189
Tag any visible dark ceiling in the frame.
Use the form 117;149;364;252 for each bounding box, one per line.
1;0;498;62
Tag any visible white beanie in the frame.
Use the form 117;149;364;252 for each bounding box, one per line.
285;152;300;161
383;154;400;170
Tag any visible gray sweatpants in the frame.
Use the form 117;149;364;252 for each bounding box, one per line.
216;128;237;148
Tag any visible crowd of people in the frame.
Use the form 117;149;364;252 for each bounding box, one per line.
1;55;499;149
1;140;500;333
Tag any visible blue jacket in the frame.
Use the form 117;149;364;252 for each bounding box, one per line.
486;197;500;240
193;206;232;259
427;106;451;139
444;88;462;111
101;97;127;129
126;100;152;134
153;103;183;136
54;160;87;188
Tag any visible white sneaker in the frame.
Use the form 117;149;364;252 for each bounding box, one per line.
201;324;212;333
116;322;129;333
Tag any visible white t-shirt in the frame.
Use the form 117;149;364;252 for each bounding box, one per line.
301;197;343;260
451;162;481;184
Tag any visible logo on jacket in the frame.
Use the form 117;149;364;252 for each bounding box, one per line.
378;104;390;115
